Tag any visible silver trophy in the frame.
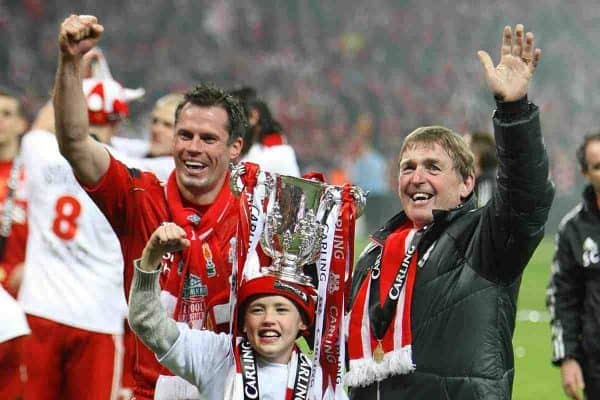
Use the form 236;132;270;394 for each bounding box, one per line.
231;164;367;286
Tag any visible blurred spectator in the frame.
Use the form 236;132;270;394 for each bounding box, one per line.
240;99;300;176
348;113;389;194
113;92;183;159
230;85;258;157
0;87;28;400
465;131;497;207
0;87;27;298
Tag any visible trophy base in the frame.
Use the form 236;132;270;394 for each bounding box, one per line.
262;264;314;287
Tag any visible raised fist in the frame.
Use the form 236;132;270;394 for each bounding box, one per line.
58;14;104;59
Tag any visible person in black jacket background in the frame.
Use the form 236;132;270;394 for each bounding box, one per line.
547;132;600;400
347;24;554;399
465;131;498;208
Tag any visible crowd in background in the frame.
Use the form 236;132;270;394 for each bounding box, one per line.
1;0;597;202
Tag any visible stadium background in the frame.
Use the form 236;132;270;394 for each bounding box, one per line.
1;1;590;398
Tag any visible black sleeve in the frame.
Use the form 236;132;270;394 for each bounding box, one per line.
473;97;555;283
547;224;585;365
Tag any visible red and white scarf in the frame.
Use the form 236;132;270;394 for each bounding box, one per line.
161;171;238;330
346;223;418;387
225;339;314;400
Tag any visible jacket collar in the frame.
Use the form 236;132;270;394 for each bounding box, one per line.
372;193;477;245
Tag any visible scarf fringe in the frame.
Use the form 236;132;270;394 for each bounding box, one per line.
345;345;414;387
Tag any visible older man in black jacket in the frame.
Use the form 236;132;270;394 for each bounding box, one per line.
347;24;554;400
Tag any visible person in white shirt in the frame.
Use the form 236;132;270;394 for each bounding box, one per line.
112;93;184;160
129;222;318;400
231;87;300;177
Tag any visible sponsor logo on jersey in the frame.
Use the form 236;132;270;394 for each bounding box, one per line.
181;273;208;329
187;214;201;225
583;237;599;268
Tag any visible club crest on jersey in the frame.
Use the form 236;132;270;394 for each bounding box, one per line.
187;214;201;225
202;243;216;277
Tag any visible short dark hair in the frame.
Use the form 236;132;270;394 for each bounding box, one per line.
230;86;258;119
469;131;498;171
252;100;283;140
175;84;247;144
577;132;600;172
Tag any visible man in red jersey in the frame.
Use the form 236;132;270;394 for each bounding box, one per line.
53;14;245;399
0;88;27;297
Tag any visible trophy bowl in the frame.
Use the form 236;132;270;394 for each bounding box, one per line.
230;163;368;286
261;174;331;286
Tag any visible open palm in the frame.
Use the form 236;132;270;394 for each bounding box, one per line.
478;25;541;102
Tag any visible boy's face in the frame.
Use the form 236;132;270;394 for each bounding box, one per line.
243;295;307;364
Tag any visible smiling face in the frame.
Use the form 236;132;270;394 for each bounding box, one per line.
398;142;474;229
243;295;307;364
172;103;242;205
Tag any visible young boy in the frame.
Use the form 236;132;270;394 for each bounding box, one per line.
129;222;317;400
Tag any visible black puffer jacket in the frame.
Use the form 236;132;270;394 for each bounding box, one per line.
547;186;600;370
349;99;554;400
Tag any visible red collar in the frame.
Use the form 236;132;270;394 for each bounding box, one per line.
261;133;285;147
166;171;234;232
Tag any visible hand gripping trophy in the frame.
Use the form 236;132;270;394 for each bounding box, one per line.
230;162;367;400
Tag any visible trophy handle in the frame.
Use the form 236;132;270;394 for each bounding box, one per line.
351;186;369;218
229;163;247;196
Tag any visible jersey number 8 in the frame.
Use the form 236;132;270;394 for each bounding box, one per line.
52;195;82;240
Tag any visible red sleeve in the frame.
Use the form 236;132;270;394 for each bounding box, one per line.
80;154;160;236
81;155;167;295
